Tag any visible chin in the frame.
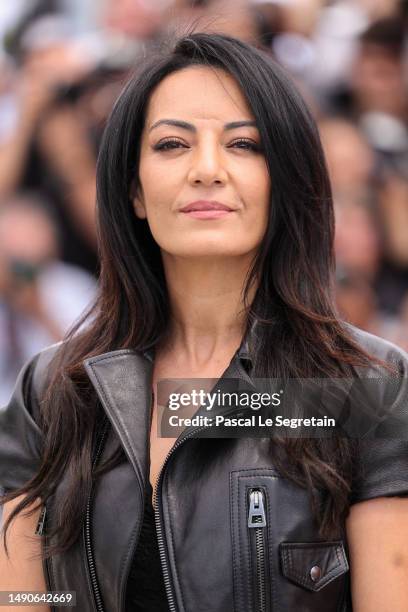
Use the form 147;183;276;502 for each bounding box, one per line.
157;234;260;258
164;244;254;258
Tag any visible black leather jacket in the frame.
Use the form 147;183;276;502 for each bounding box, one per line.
1;324;408;612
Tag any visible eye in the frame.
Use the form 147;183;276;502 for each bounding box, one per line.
153;138;187;151
229;138;262;152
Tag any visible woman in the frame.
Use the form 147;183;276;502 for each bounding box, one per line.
1;32;408;612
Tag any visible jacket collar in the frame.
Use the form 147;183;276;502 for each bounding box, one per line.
83;322;256;486
84;349;153;487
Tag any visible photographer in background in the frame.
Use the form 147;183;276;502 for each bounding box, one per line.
0;13;115;273
0;193;96;405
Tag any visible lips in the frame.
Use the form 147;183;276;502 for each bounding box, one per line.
179;200;234;212
178;200;236;220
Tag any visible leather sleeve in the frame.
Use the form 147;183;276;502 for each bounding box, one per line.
350;336;408;505
0;344;60;494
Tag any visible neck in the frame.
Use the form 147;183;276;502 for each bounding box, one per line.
159;253;257;368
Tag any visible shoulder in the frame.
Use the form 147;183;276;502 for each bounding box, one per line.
28;341;65;408
344;323;408;427
342;325;408;505
344;322;408;374
0;342;62;493
0;341;64;446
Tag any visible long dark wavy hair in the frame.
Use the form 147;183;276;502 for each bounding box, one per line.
1;32;387;556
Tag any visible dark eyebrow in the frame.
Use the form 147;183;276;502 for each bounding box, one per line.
148;119;258;133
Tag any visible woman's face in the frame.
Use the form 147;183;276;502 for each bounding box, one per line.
134;65;271;258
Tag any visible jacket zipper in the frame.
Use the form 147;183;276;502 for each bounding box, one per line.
84;419;110;612
35;505;55;595
248;489;268;612
153;406;253;611
153;424;208;612
35;506;47;536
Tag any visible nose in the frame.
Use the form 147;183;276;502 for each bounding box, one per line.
187;138;228;187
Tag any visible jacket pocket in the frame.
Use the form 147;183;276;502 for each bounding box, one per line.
279;541;350;610
280;541;349;592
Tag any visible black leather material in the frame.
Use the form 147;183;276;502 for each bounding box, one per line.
1;325;408;612
279;541;349;591
0;354;44;492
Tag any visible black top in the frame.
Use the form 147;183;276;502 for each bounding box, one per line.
125;480;170;611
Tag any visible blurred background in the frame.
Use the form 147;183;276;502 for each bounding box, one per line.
0;0;407;403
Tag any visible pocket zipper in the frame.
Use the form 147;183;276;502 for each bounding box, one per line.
248;489;268;612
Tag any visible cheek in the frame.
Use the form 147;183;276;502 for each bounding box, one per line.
138;157;179;217
137;170;175;246
244;168;271;226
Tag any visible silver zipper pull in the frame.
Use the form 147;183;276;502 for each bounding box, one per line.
35;506;47;536
248;489;266;528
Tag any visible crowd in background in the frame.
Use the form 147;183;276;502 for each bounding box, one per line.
0;0;407;403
